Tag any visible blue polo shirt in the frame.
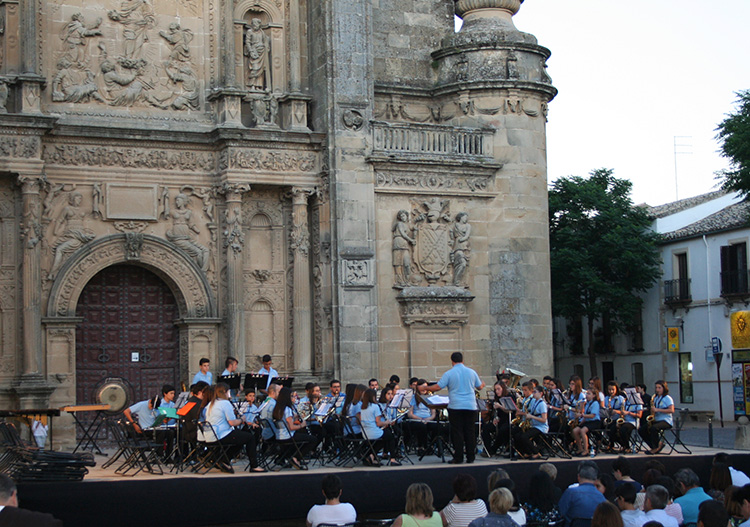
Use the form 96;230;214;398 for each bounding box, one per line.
674;486;712;525
192;371;213;386
558;482;606;525
437;363;482;411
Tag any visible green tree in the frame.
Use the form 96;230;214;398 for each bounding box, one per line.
549;169;661;377
717;90;750;197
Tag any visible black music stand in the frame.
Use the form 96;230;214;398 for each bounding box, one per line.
244;373;266;393
219;373;242;392
417;394;452;462
271;376;294;388
498;396;518;460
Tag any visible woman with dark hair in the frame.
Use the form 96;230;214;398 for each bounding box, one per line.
596;473;616;502
272;386;320;469
359;388;400;466
634;469;663;511
546;378;565;434
481;381;515;457
591;501;623;527
589;377;605;404
392;483;442;527
205;383;265;472
602;381;625;451
571;388;601;456
492;478;526;526
709;462;733;501
440;473;488;527
563;376;586;447
646;380;674;454
521;471;562;524
342;384;366;437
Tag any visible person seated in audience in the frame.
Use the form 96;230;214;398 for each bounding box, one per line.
538;463;563;503
358;388;400;466
468;488;518;527
521;471;562;525
596;473;616;502
440;473;487;527
204;382;265;473
715;452;750;487
615;483;646;527
724;485;744;527
643;485;678;527
491;479;526;526
192;357;212;385
591;501;624;527
272;386;320;469
612;456;641;491
392;482;442;527
673;468;711;526
697;499;729;527
407;379;438;456
487;469;510;494
0;474;62;526
306;474;357;527
559;462;607;527
709;462;735;501
654;476;682;526
731;484;750;527
634;469;662;511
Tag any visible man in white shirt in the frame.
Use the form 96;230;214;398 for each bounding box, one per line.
714;452;750;486
615;483;646;527
643;485;678;527
306;474;357;527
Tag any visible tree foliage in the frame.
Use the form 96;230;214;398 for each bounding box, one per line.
549;169;661;376
717;90;750;198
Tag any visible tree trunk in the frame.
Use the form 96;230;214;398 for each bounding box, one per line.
587;316;598;378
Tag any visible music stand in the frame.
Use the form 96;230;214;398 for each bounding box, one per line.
497;396;518;460
61;405;108;455
219;373;242;391
389;389;414;420
244;373;267;392
416;393;451;462
271;376;294;388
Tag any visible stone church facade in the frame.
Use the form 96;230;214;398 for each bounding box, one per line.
0;0;555;447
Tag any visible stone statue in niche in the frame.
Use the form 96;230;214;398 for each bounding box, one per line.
49;192;96;280
450;212;471;287
392;209;415;288
108;0;156;61
0;79;7;113
60;13;102;65
92;183;103;218
165;192;209;271
244;18;270;92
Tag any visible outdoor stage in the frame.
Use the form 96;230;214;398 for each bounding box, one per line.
15;445;750;527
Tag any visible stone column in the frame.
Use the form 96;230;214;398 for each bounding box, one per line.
221;183;250;366
290;187;314;373
288;0;301;93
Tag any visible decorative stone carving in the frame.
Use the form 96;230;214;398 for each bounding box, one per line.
60;13;102;65
450;212;471;287
343;259;371;288
250;269;272;283
191;187;215;223
244;18;270;92
165;192;209;271
413;198;451;283
289;189;313;256
107;0;156;61
397;287;474;326
159;22;192;65
92;183;103;218
113;221;148;233
223;201;244;255
0;78;8;113
392;209;415;288
100;55;166;109
228;149;316;172
124;231;144;260
42;183;64;222
0;136;38;159
48;191;96;280
342;109;364;131
42;144;216;172
376;171;494;196
165;63;199;110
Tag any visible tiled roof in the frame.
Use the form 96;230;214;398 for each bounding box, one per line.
645;189;728;219
661;200;750;241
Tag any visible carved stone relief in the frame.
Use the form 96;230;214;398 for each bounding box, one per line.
42;144;217;172
48;191;96;280
0;178;18;377
164;192;209;271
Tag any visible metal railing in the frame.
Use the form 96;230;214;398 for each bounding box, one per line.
720;269;750;296
664;278;691;304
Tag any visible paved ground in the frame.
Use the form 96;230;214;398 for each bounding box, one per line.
677;420;749;450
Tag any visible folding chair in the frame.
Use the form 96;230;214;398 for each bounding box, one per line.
118;421;164;476
538;431;571;459
334;416;371;467
193;421;233;474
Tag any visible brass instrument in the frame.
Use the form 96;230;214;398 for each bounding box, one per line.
647;397;657;428
567;399;584;428
512;397;531;429
603;397;613;427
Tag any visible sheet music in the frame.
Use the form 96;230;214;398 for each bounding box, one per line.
423;395;449;405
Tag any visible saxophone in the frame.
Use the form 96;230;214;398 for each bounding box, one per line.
603;397;613;426
568;399;584;428
520;398;533;432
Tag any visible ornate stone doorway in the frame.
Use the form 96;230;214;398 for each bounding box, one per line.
75;264;179;406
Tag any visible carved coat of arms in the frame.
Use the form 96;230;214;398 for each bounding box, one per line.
413;198;451;283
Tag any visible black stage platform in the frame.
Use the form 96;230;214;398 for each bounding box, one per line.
16;451;750;527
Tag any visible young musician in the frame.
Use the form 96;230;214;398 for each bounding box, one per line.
178;381;208;450
272;386;320;469
563;376;586;446
239;389;260;425
481;381;515;457
407;379;437;456
342;384;367;437
205;383;265;472
603;381;625;451
359;388;400;466
647;380;674;454
192;357;212;386
619;384;643;453
299;383;326;442
513;384;548;459
571;388;601;456
589;376;605;404
259;383;280;440
258;354;278;393
546;378;565;434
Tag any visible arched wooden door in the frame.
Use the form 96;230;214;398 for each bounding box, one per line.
75;264;179;407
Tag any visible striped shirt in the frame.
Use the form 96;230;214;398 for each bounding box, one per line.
441;500;488;527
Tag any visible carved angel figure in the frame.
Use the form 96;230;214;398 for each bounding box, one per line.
49;192;96;280
244;18;270;91
392;209;415;288
165;193;209;271
451;212;471;287
159;22;193;64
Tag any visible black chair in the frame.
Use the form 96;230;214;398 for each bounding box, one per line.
193;421;233;474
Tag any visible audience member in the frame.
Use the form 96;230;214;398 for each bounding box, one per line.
306;474;357;527
708;462;733;501
614;483;646;527
724;485;744;527
612;456;641;490
392;483;442;527
538;463;563;502
0;474;62;526
634;469;662;511
673;468;711;526
492;479;526;526
592;501;624;527
558;462;607;526
468;488;520;527
654;476;682;526
596;473;617;502
642;485;678;527
487;469;510;494
714;453;750;487
441;473;488;527
696;499;729;527
521;471;562;525
731;484;750;527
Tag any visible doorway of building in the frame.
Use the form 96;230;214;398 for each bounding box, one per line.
75;264;180;409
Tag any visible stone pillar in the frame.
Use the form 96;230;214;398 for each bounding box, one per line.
290;187;314;373
224;0;236;88
221;183;250;366
288;0;301;93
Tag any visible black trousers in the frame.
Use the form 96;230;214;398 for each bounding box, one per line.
448;409;478;462
481;420;511;455
219;429;259;468
405;420;439;449
512;426;542;456
371;428;398;459
618;422;636;449
646;420;671;449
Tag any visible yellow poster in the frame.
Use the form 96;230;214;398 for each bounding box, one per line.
732;311;750;349
667;327;679;352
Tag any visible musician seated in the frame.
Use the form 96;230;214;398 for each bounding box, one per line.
512;384;548;460
123;394;175;459
239;389;260;425
360;388;400;466
646;380;674;455
204;383;265;472
618;384;643;454
406;379;438;456
481;381;515;457
178;381;208;455
221;356;242;397
341;384;366;438
546;378;565;434
571;388;601;456
602;381;626;451
259;383;280;441
299;382;326;442
273;387;320;469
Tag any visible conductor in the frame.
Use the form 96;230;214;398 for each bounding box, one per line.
426;352;485;464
